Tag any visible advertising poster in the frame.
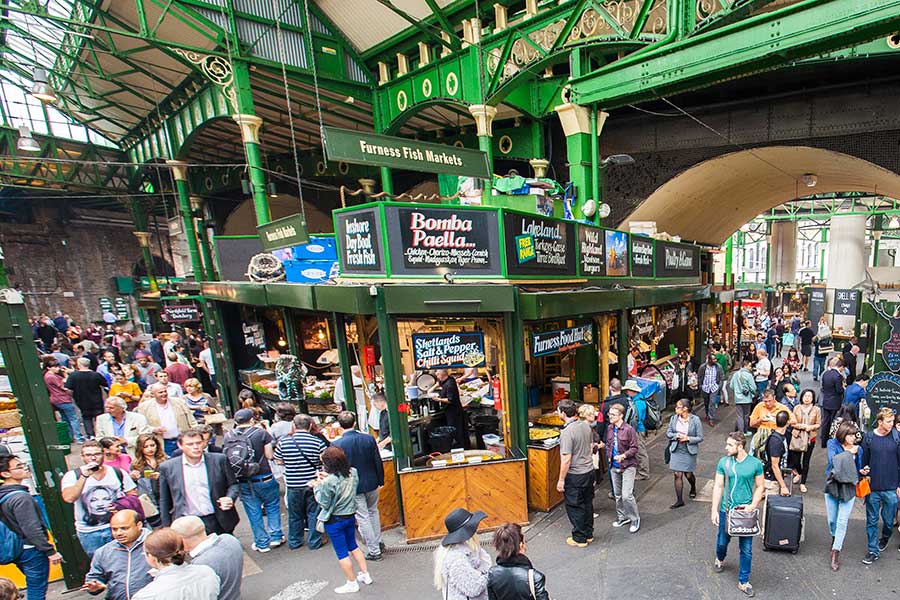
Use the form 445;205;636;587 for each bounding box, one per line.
504;212;576;276
605;230;628;276
630;236;654;278
335;208;385;275
577;225;606;277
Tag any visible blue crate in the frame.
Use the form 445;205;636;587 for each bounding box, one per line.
284;259;338;283
293;236;337;260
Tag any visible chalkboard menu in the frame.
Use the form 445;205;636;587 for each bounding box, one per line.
384;206;501;276
503;212;576;276
531;323;593;357
411;332;486;369
867;371;900;421
577;225;606;277
881;314;900;372
162;303;201;323
656;241;700;278
630;236;654;278
336;208;385;275
113;298;130;320
834;289;859;316
807;288;826;324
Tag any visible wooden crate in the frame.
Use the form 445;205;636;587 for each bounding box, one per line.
527;445;564;512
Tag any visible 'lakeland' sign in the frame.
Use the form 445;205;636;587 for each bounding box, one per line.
258;213;309;251
322;126;491;178
531;323;594;357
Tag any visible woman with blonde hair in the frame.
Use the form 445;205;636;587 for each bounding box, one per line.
182;378;216;423
132;528;219;600
433;508;491;600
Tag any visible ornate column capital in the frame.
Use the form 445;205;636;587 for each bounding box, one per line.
133;231;152;248
358;179;377;194
189;195;204;212
232;114;264;144
554;103;591;136
529;159;550;178
166;160;188;181
468;104;498;137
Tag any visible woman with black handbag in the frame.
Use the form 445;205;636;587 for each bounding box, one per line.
711;432;765;598
487;523;550;600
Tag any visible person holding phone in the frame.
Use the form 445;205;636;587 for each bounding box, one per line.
82;510;152;600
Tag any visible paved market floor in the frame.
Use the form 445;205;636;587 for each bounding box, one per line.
49;367;899;600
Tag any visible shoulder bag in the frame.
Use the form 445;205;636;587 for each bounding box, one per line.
724;458;760;537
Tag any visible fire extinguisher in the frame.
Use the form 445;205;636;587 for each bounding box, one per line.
492;376;502;411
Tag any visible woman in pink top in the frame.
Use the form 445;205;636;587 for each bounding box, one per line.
100;437;133;471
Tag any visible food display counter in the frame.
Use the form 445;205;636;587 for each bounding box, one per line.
527;416;564;511
397;449;527;542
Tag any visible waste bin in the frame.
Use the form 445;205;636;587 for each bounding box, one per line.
472;415;500;450
428;426;456;454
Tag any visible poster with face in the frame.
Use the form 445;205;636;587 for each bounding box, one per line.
605;230;628;276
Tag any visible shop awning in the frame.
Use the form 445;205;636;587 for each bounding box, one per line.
518;288;634;321
632;285;710;308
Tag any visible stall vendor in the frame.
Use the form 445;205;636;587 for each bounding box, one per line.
432;369;469;449
455;367;480;385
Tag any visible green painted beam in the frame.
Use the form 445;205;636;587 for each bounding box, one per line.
632;285;710;308
381;285;517;314
518;288;634;321
571;0;900;107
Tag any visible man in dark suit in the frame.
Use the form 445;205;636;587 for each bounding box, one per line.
158;427;239;535
820;355;846;448
841;344;859;385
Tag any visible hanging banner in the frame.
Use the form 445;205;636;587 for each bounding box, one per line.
604;230;629;276
867;371;900;418
834;289;859;316
162;303;201;323
322;126;491;178
384;206;501;276
258;213;310;251
335;208;386;275
577;225;606;277
807;288;826;324
630;236;654;278
531;323;594;357
411;332;486;369
503;212;576;276
656;241;700;277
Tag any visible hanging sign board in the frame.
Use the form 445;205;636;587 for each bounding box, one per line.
335;208;386;275
605;230;629;276
531;323;594;357
383;206;501;276
162;303;201;323
577;225;606;277
258;213;310;251
113;297;130;321
807;288;826;324
880;311;900;372
734;289;752;300
322;126;491;178
867;371;900;419
503;212;576;276
656;241;700;278
411;332;486;369
630;236;654;278
99;297;113;313
834;289;859;316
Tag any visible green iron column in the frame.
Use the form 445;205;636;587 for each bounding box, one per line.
232;61;272;225
167;161;206;281
333;313;356;413
554;103;605;223
130;199;158;293
0;292;86;586
873;214;883;267
724;233;734;287
819;228;828;281
375;288;411;460
372;96;394;195
191;196;218;281
468;104;496;199
503;301;528;454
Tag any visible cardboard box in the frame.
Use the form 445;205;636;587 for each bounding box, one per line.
528;407;543;420
582;385;599;404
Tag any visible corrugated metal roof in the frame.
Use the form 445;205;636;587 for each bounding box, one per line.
314;0;455;52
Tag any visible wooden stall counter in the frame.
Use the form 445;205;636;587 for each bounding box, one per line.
527;444;563;512
397;452;528;543
380;456;401;530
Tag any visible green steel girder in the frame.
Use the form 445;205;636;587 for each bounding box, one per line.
570;0;900;108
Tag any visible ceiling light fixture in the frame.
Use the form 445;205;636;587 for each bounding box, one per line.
30;68;57;103
889;216;900;229
267;182;278;198
16;126;40;153
600;154;635;167
801;173;817;187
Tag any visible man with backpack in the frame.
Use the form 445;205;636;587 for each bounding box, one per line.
0;454;62;600
860;408;900;565
623;380;658;480
224;409;283;553
61;441;137;557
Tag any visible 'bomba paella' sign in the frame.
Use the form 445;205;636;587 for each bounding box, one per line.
412;332;486;369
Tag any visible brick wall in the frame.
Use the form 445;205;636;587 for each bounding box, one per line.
2;207;171;326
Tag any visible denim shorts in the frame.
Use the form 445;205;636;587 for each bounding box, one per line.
324;514;358;560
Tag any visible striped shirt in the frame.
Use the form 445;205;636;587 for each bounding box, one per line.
274;432;326;489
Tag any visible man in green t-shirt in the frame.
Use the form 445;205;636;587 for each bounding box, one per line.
711;431;765;598
714;344;732;405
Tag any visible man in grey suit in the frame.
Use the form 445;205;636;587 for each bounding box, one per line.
158;428;240;534
172;515;243;600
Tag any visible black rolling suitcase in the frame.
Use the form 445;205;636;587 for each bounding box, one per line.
763;495;803;553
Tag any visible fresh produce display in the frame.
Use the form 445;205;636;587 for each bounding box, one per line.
304;379;335;400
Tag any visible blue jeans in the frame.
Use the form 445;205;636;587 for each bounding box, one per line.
286;486;322;549
865;490;899;555
324;515;358;560
56;402;84;443
703;391;720;421
239;477;284;549
77;528;112;558
163;438;178;455
813;354;826;380
16;547;49;600
825;493;855;551
755;381;768;397
716;511;753;585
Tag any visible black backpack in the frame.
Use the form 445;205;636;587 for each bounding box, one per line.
223;428;261;479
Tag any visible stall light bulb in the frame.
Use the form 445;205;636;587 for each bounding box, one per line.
317;329;326;340
277;337;287;347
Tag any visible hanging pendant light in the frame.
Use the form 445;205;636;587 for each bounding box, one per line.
30;68;57;103
16;126;40;153
267;182;278;198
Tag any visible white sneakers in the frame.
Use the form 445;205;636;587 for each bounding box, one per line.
334;581;360;594
357;571;373;585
